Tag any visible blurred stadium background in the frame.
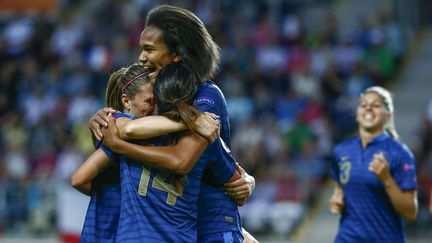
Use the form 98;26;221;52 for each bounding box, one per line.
0;0;431;242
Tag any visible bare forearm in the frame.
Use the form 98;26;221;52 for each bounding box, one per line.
75;183;92;196
329;182;344;214
110;139;183;171
383;177;417;221
119;116;186;140
227;170;245;206
71;148;109;196
108;135;207;174
224;163;255;201
71;169;94;196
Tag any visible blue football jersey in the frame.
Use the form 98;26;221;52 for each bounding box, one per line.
194;81;243;239
114;112;236;242
195;80;231;148
331;132;417;243
80;142;120;243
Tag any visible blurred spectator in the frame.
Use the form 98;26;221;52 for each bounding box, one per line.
50;16;83;58
3;144;29;180
54;140;83;182
3;12;34;56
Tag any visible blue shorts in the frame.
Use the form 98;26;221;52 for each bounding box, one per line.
198;231;243;243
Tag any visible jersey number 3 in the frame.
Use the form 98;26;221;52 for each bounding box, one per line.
138;166;183;206
339;161;351;185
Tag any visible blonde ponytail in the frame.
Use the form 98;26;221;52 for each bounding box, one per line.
385;117;399;140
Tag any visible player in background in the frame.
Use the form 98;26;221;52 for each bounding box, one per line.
329;86;418;243
72;63;218;242
88;5;257;242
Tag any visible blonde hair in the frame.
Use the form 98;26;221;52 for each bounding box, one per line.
360;86;399;139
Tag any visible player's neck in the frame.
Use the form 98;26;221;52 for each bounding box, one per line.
359;128;384;148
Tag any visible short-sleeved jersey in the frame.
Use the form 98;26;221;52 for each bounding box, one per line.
80;142;120;243
331;132;417;243
195;80;231;148
194;81;243;238
114;112;237;242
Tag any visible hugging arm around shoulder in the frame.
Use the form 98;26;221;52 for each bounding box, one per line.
117;115;186;140
107;129;208;175
71;148;111;196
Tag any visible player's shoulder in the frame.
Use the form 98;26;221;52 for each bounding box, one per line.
195;80;225;107
387;137;414;158
197;80;224;97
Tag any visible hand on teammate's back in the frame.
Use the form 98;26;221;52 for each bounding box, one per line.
100;116;122;150
193;112;220;143
89;107;117;140
224;163;255;202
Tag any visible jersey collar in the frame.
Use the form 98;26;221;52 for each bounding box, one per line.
356;131;390;147
371;131;390;144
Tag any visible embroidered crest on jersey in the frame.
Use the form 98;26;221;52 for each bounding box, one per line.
195;97;215;107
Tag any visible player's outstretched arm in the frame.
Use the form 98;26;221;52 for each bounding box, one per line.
71;148;111;196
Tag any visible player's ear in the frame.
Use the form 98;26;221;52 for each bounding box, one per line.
121;93;130;111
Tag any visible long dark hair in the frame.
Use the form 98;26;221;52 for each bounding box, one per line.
146;5;220;83
154;62;202;190
154;62;201;133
